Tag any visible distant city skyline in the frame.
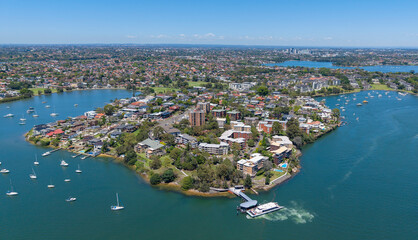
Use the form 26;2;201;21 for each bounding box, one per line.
1;0;417;47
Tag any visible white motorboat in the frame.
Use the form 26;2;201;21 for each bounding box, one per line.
4;113;14;118
0;169;10;174
64;179;71;182
66;197;77;202
111;193;124;211
47;184;55;188
45;105;51;108
42;151;50;157
246;202;283;218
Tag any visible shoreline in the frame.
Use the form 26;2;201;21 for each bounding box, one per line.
25;133;302;197
1;87;128;105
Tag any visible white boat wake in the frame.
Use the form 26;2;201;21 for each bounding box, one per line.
246;201;314;224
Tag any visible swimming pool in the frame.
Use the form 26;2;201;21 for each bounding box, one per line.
280;163;288;168
274;169;283;173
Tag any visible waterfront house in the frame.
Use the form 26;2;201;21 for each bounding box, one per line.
135;138;165;158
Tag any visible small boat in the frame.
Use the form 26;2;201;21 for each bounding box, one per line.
1;169;10;174
356;103;362;106
34;155;39;165
353;98;357;100
111;193;125;211
4;113;14;118
47;184;55;188
27;107;35;113
81;156;88;160
66;197;77;202
6;190;18;196
19;121;26;125
336;104;340;106
29;168;37;179
42;101;47;104
60;160;69;167
50;107;58;117
378;94;382;97
42;151;50;157
246;202;283;218
64;179;71;182
75;164;82;173
33;112;39;118
45;105;51;108
74;104;78;107
6;180;18;196
20;116;26;121
363;100;368;104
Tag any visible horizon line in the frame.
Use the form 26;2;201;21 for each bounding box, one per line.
0;43;418;49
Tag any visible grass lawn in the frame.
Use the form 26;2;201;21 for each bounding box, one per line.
29;88;59;95
151;87;178;93
254;169;286;181
370;84;391;91
187;81;207;87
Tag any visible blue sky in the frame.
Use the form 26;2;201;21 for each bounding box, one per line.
1;0;417;47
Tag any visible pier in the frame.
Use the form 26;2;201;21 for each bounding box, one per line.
230;187;258;211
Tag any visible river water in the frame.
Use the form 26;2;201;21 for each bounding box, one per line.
0;90;417;240
266;60;418;73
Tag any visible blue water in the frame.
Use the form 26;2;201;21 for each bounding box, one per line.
266;61;418;73
0;90;417;240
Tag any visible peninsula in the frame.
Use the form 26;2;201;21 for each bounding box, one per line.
25;87;340;196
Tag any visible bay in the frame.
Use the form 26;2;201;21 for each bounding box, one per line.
0;89;417;240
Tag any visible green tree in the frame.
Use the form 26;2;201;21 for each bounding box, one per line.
265;175;270;185
272;122;283;135
161;168;176;183
244;174;252;189
19;88;33;98
150;173;161;185
286;118;302;140
153;126;165;139
247;139;255;147
256;85;269;96
181;176;193;190
124;150;137;165
150;157;162;169
332;108;340;119
104;104;116;116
